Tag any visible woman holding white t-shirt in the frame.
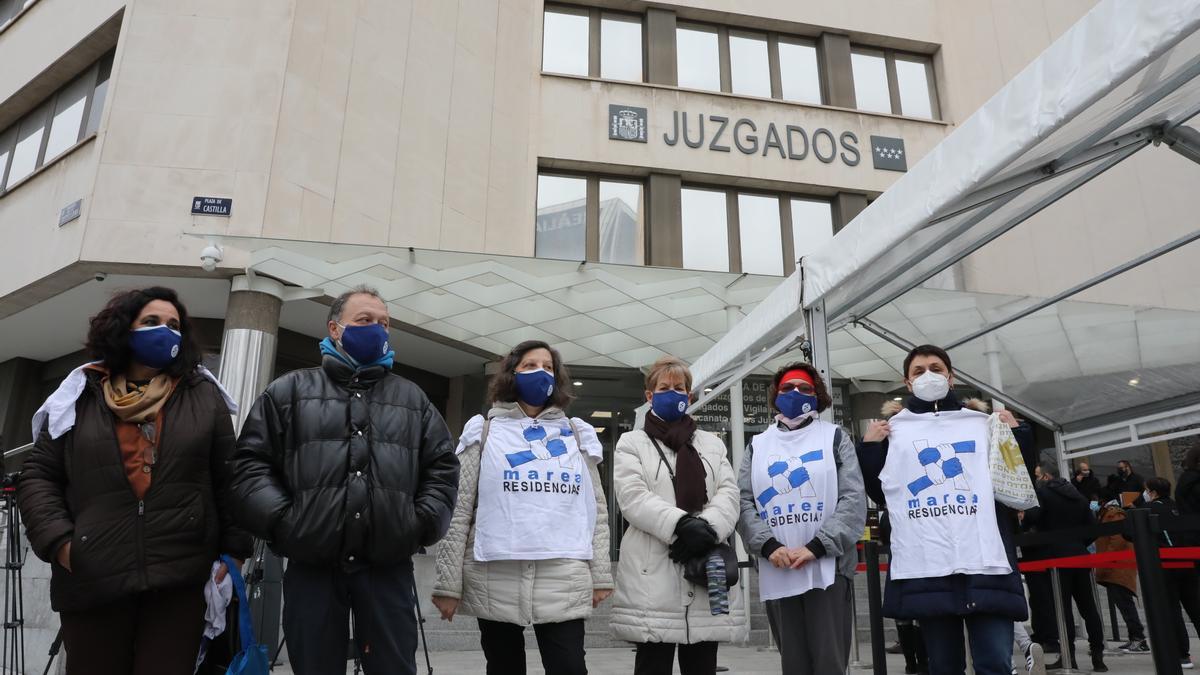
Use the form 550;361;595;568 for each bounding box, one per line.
433;340;612;675
736;362;866;675
856;344;1036;675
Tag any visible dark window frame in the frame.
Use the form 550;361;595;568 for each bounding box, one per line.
0;50;115;198
675;20;826;105
850;45;940;119
535;169;648;265
680;184;833;276
542;4;646;83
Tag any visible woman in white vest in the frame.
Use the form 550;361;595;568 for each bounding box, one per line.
857;344;1034;675
610;356;745;675
736;362;866;674
432;340;612;675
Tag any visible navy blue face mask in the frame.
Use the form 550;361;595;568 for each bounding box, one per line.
651;390;689;422
129;325;182;369
775;390;819;419
339;323;390;365
515;369;555;407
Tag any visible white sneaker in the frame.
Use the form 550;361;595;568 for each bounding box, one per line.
1183;657;1195;669
1026;642;1046;675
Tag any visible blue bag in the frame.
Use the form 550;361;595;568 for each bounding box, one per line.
222;554;270;675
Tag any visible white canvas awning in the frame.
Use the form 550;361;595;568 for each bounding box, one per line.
691;0;1200;441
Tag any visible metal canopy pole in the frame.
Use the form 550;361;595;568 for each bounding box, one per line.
855;318;1060;431
804;302;832;421
944;227;1200;350
827;139;1148;333
1163;124;1200;165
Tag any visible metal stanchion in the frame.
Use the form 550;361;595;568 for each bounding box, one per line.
849;576;866;669
1089;569;1107;646
1050;568;1085;674
1109;592;1121;642
864;541;887;675
1129;508;1183;675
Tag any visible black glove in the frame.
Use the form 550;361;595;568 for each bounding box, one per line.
668;515;717;563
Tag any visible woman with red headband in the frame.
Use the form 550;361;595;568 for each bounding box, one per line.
736;362;865;675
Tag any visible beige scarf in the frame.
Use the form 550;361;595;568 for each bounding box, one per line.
102;374;175;424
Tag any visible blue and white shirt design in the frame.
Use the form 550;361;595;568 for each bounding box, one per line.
458;413;602;562
750;420;840;600
879;408;1011;580
906;439;975;496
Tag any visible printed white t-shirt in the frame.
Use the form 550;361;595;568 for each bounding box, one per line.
879;408;1011;580
457;413;603;562
749;420;840;600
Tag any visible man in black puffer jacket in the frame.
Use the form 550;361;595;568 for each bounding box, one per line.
1022;462;1106;671
232;286;459;675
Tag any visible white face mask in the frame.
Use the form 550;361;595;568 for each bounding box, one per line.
911;370;950;402
1143;490;1154;503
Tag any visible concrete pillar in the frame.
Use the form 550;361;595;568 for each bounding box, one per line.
217;275;285;430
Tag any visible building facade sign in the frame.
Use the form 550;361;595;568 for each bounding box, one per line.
609;104;648;143
191;196;233;217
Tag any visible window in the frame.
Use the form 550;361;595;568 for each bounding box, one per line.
778;38;821;105
536;172;646;265
851;49;891;114
676;25;721;92
543;6;644;82
728;32;770;98
737;194;783;275
5;104;48;190
44;73;90;162
895;54;935;119
600;14;642;82
681;188;729;272
598;180;644;265
536;174;588;261
680;186;833;275
0;51;114;195
542;8;589;76
851;47;939;119
789;199;834;261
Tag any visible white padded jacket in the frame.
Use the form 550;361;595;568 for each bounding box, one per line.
609;428;747;645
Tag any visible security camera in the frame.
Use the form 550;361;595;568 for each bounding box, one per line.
94;272;108;282
200;244;223;273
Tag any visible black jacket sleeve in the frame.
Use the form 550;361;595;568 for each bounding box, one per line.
412;399;459;547
230;386;293;542
16;429;74;563
210;396;255;559
1011;421;1037;479
856;438;889;506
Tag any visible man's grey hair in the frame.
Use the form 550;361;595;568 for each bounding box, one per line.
1038;460;1059;479
328;285;385;324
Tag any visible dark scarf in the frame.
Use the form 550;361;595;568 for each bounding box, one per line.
644;413;707;513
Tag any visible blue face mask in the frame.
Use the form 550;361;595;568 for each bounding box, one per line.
775;390;819;419
1090;501;1100;513
515;369;555;407
129;325;182;369
338;323;390;366
651;390;689;422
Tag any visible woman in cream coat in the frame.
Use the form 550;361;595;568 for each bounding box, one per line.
611;356;746;675
433;341;612;675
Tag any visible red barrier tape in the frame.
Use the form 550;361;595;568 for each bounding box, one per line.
851;547;1200;573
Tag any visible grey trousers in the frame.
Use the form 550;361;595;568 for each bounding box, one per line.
765;574;852;675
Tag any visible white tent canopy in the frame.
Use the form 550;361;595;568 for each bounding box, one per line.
691;0;1200;455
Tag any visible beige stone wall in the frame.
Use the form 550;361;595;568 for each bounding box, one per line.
3;0;1197;317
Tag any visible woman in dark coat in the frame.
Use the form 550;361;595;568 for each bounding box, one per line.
17;287;252;675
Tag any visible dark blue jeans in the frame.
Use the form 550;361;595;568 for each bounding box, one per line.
921;614;1014;675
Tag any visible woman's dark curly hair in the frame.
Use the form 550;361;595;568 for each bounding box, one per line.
85;287;203;378
487;340;575;409
770;361;833;413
